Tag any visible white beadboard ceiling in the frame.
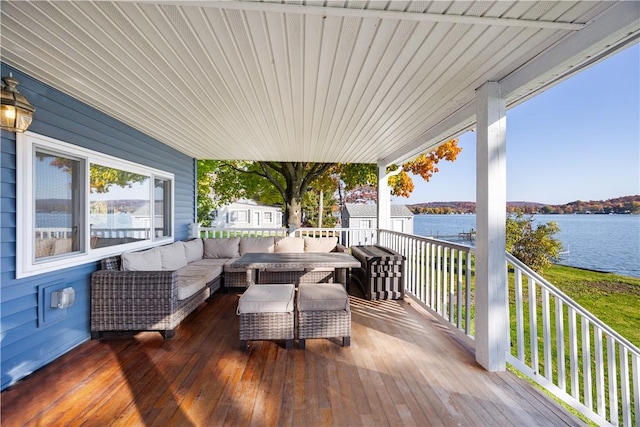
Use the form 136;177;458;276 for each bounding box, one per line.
1;1;638;164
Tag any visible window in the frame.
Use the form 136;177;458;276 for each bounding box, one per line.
34;150;85;259
154;178;172;238
360;219;372;229
17;132;174;278
89;164;150;248
264;211;273;223
229;209;249;223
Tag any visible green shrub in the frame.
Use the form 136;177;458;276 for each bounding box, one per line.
506;213;563;272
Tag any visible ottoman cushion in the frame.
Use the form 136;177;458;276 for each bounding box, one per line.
298;283;349;311
238;284;295;314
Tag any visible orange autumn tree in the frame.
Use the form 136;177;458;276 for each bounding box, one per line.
340;138;462;201
389;139;462;197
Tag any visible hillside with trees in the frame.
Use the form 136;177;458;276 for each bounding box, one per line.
408;195;640;214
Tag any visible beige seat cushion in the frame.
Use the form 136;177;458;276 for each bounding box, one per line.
190;258;227;268
121;248;162;271
303;237;338;253
240;237;275;255
237;284;295;314
297;283;349;311
183;238;204;262
176;264;222;300
204;237;240;259
274;237;304;253
159;242;188;270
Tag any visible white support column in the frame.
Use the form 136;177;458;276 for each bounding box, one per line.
475;81;508;371
377;161;391;231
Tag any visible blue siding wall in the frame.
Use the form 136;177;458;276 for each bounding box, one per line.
0;64;196;390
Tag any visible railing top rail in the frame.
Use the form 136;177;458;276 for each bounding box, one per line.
292;227;376;232
198;227;286;232
506;252;640;356
380;229;474;252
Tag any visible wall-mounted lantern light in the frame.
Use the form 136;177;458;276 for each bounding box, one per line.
1;73;35;132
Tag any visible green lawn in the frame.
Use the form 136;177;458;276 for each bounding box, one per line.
543;264;640;347
505;264;640;426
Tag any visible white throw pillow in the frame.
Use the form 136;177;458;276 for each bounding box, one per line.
274;236;304;253
203;237;240;259
304;236;338;253
240;237;275;255
183;238;204;263
121;248;162;271
159;242;188;270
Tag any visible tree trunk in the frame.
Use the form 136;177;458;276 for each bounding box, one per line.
286;197;302;229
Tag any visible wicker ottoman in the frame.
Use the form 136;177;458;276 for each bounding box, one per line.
237;284;295;350
297;283;351;348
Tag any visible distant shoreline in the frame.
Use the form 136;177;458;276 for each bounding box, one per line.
412;212;639;215
407;195;640;215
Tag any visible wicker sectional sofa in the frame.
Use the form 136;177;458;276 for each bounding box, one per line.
91;238;221;339
90;236;344;339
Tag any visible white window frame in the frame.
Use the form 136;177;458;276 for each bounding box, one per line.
16;132;175;278
264;211;273;223
229;209;249;223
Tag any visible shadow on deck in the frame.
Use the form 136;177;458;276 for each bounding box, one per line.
1;288;583;426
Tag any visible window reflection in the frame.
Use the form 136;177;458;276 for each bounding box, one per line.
154;178;171;238
34;152;82;259
89;164;150;248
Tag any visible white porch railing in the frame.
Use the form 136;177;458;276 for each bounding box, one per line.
196;227;288;238
35;228;75;239
36;227;162;240
506;253;639;427
379;229;475;346
291;227;377;247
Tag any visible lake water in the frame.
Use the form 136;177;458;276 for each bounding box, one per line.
413;214;640;278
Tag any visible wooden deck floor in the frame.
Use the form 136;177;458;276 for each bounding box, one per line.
1;290;583;426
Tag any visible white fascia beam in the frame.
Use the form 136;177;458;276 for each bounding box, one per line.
501;1;640;107
133;1;584;30
379;101;476;167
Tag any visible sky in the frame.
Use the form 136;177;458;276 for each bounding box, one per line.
393;43;640;206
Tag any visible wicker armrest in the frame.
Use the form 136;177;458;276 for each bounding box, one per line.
91;270;180;334
91;270;178;300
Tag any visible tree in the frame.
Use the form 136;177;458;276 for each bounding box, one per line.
42;155;149;194
198;139;461;227
506;213;563;272
344;184;378;204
